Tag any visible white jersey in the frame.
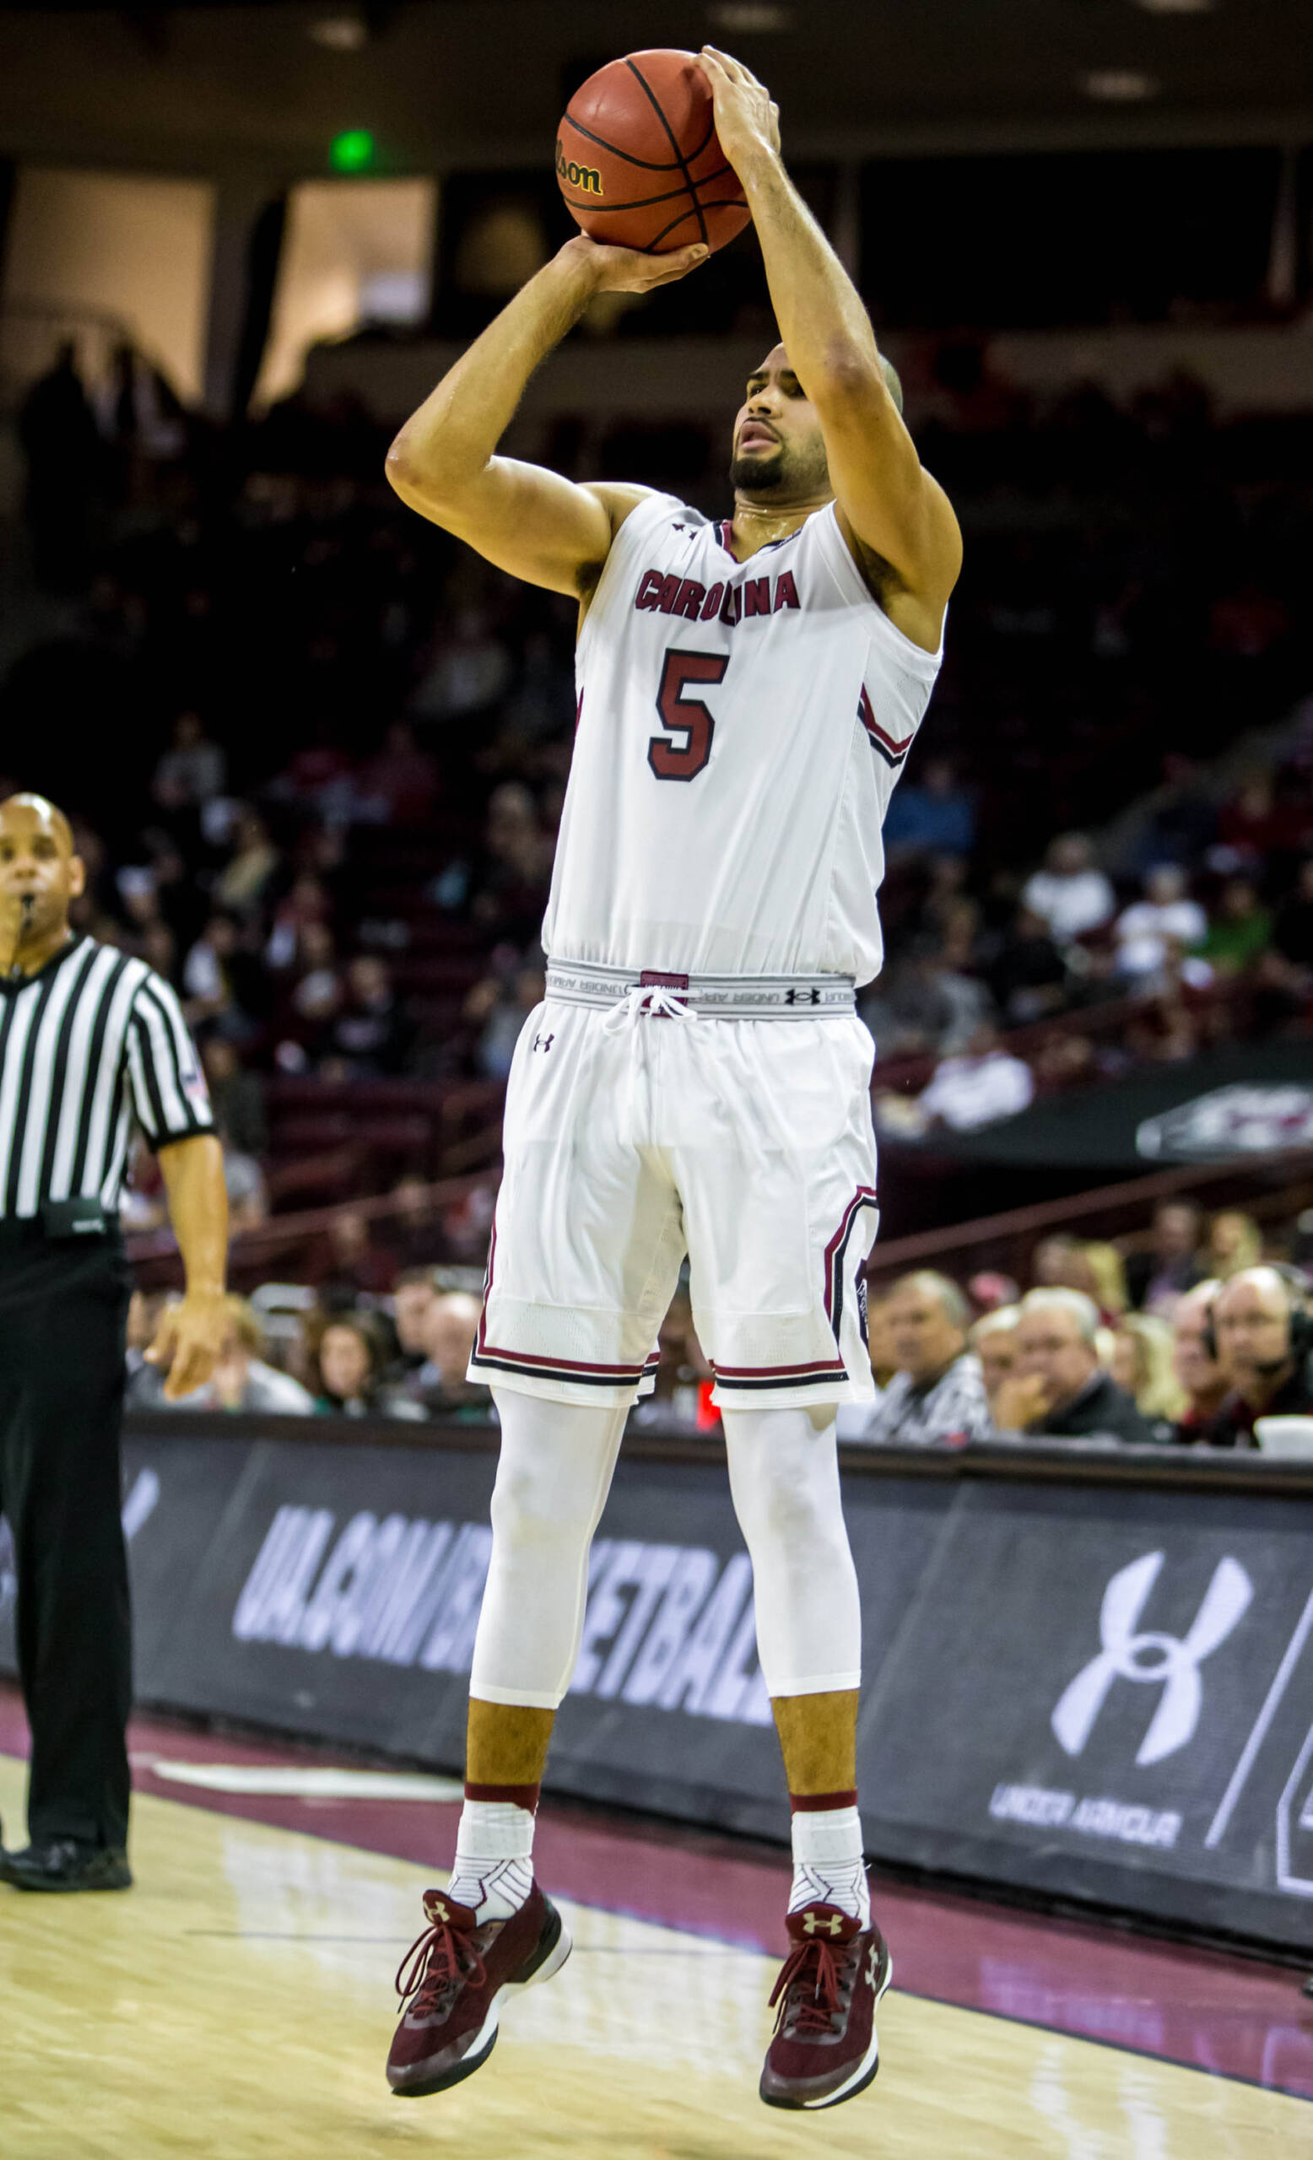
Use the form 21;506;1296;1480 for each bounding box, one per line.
541;491;943;985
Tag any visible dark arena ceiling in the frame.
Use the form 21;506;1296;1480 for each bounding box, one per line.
1;0;1311;179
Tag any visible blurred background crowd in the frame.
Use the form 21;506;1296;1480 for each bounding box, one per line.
125;1193;1313;1451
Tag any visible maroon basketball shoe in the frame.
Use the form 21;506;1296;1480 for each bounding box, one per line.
759;1900;892;2111
387;1882;572;2098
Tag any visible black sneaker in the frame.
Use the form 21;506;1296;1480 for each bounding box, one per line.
1;1839;132;1892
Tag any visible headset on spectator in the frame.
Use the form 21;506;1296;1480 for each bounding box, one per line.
1202;1264;1313;1364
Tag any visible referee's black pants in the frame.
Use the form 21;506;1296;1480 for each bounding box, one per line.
0;1229;132;1853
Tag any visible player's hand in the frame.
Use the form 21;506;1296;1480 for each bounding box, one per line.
145;1288;229;1401
560;233;709;295
696;48;781;179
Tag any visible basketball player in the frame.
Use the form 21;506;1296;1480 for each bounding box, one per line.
383;49;960;2111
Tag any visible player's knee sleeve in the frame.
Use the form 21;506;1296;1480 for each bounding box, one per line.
721;1405;861;1699
470;1391;627;1710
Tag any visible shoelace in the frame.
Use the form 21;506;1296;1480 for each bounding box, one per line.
601;984;701;1035
768;1937;846;2038
395;1904;486;2013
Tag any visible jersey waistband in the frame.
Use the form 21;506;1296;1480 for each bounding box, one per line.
544;959;857;1020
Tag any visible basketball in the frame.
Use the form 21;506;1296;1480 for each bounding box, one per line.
555;49;751;255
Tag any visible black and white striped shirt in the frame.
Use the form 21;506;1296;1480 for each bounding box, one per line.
0;934;213;1220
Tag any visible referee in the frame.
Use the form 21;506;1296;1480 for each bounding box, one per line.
0;793;228;1892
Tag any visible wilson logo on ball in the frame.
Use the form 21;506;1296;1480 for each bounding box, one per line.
555;140;604;197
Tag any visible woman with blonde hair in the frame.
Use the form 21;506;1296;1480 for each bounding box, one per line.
1081;1242;1129;1320
1205;1210;1262;1282
1110;1312;1186;1428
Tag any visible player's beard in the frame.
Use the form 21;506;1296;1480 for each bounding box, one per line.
729;444;786;492
729;432;830;501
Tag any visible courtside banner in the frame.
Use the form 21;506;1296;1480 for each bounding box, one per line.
6;1423;1312;1950
87;1429;951;1840
859;1479;1313;1949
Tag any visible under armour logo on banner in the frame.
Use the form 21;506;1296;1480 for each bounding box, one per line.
1052;1551;1253;1767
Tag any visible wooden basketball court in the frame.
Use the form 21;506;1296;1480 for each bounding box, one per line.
2;1740;1307;2160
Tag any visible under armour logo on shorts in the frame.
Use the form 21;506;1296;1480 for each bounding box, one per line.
785;987;822;1005
803;1911;845;1937
533;1034;555;1054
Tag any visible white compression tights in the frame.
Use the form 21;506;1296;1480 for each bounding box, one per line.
468;1392;861;1709
721;1404;862;1697
469;1392;628;1710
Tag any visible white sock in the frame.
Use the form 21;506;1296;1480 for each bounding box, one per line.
445;1800;535;1921
788;1806;870;1928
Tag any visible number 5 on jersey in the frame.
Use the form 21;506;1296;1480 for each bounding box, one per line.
648;649;728;783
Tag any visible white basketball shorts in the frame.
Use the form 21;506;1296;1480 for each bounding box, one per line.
468;978;880;1411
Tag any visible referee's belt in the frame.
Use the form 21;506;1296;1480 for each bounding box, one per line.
0;1201;121;1249
544;959;857;1026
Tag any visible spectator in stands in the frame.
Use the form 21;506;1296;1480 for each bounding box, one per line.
989;905;1069;1025
1110;1314;1186;1437
321;1209;398;1299
222;1147;268;1234
175;1297;314;1414
1205;1210;1263;1282
968;1270;1020;1315
1170;1279;1229;1440
862;940;961;1056
1130;753;1217;877
385;1177;444;1272
970;1306;1020;1425
993;1289;1158;1443
199;1035;266;1158
855;1272;991;1446
1113;867;1207;983
1031;1234;1086;1291
882;756;975;861
324;955;415;1078
1203;1266;1313;1449
1126;1200;1204;1312
1194;877;1272;976
913;1023;1035;1132
384;1266;439;1384
395;1292;492;1421
151;711;226;810
470;782;553;941
468;958;548;1081
1081;1242;1129;1321
311;1315;424;1420
213;808;280;921
1021;834;1115;948
358;720;440;827
182;913;245;1031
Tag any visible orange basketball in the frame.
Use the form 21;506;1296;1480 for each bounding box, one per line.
555;49;751;255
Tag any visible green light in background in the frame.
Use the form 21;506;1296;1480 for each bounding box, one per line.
330;129;375;173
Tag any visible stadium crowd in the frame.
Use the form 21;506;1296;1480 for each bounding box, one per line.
3;347;1311;1178
121;1196;1313;1453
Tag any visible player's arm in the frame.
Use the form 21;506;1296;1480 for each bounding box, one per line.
385;236;708;598
698;49;962;628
